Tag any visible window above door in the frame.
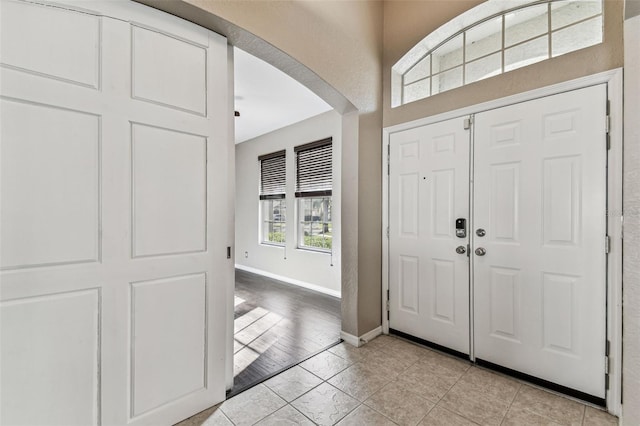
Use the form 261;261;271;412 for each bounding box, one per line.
392;0;603;107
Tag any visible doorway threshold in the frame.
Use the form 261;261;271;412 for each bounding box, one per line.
226;339;342;399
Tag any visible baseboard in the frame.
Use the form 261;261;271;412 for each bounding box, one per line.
340;326;383;348
359;326;382;344
340;331;360;347
235;264;341;298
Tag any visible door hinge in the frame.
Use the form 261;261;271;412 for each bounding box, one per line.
605;98;611;149
387;145;391;175
605;235;611;254
604;339;611;389
463;116;473;130
386;289;390;318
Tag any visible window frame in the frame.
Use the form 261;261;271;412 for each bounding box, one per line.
393;0;604;106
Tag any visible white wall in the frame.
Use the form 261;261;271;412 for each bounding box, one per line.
235;110;342;297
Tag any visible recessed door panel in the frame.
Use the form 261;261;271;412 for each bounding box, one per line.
0;99;100;269
389;118;470;354
0;0;101;88
131;274;207;417
399;173;420;238
489;267;520;342
399;256;419;313
1;289;100;426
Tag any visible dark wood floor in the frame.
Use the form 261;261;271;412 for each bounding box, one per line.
231;269;341;395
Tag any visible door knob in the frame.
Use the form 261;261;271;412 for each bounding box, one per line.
475;247;486;256
456;245;466;254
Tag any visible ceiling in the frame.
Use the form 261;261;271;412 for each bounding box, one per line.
234;47;332;144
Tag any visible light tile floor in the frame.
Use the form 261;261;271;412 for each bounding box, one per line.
177;335;618;426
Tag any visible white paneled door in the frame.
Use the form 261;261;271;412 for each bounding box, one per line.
388;85;608;399
473;85;607;398
0;1;231;425
389;117;471;355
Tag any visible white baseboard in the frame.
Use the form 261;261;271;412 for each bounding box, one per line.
340;326;383;348
359;326;382;344
235;264;341;298
340;331;360;347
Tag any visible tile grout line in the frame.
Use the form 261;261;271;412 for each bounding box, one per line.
499;382;523;426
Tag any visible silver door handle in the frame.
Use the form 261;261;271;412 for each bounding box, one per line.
475;247;486;256
456;246;466;254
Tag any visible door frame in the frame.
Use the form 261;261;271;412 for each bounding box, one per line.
381;68;623;415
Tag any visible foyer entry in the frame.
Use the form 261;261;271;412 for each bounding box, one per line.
388;85;608;401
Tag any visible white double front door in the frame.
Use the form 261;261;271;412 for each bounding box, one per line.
1;1;232;425
389;84;608;398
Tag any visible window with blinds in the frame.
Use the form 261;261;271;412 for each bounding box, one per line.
295;138;333;252
259;150;286;245
259;150;286;200
295;138;332;197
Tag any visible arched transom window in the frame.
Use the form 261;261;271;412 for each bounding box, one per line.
391;0;603;107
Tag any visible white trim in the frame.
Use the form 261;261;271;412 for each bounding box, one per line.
359;326;383;344
385;69;623;135
382;131;389;335
605;69;623;417
340;326;382;348
235;264;341;298
382;68;623;415
340;331;360;347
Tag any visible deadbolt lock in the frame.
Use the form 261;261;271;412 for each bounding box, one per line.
476;228;486;237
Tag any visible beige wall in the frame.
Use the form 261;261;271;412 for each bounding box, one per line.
139;0;384;337
383;0;624;128
140;0;627;343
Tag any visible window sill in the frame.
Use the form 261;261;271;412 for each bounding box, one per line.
296;247;331;255
260;242;285;249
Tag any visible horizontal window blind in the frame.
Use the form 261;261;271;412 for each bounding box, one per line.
259;150;286;200
295;138;332;197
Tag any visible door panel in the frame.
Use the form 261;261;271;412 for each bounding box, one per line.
0;1;231;425
389;118;470;354
473;85;607;398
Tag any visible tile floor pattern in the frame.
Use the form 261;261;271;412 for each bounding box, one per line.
177;335;618;426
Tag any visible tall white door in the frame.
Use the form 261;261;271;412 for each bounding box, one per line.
389;117;470;355
472;85;608;398
0;1;231;425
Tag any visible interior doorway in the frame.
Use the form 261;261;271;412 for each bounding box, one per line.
230;47;342;394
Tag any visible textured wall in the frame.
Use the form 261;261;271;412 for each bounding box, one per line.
623;10;640;426
138;0;384;337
